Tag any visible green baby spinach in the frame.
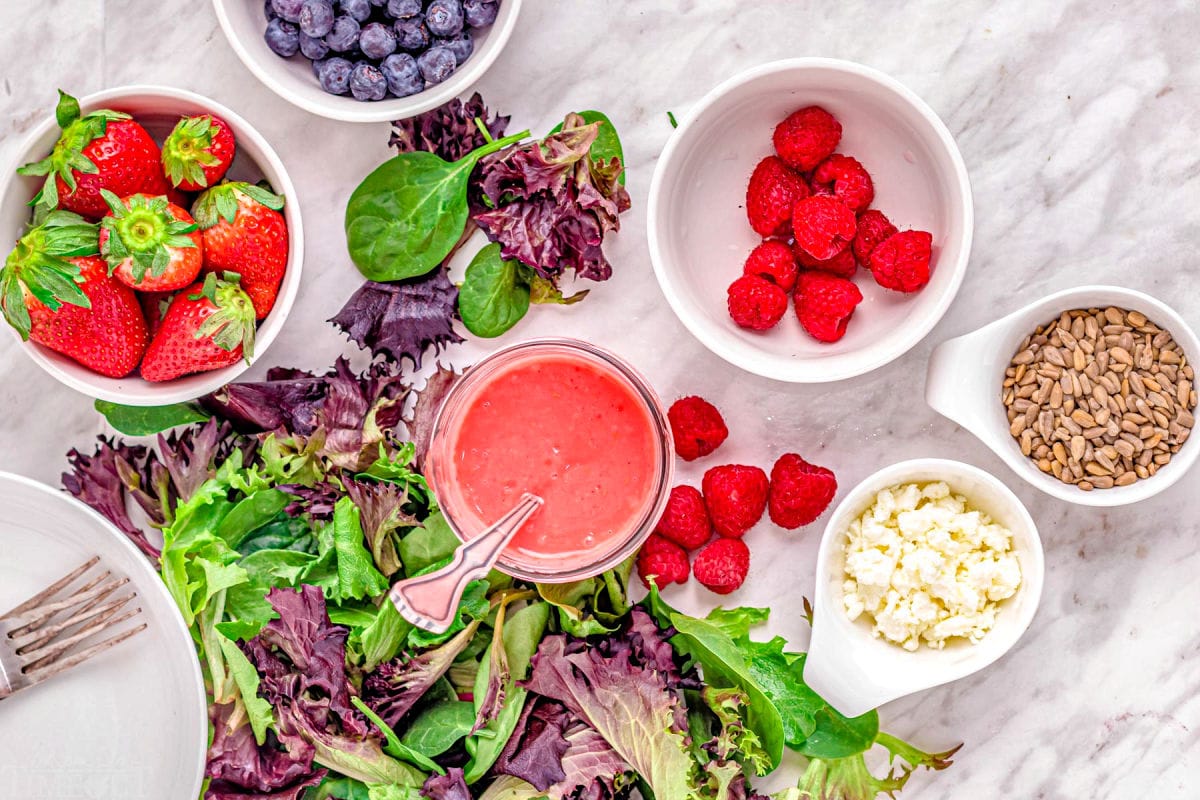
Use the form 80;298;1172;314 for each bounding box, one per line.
94;399;211;436
457;244;530;338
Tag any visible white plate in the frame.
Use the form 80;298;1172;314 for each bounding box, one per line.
0;473;206;798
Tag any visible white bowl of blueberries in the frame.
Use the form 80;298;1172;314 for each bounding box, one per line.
212;0;520;122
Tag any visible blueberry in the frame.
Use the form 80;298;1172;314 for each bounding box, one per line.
299;32;330;59
271;0;305;22
425;0;463;36
359;21;397;59
462;0;498;28
386;0;421;18
264;0;278;21
298;0;334;36
350;62;388;101
325;15;360;50
434;31;473;65
417;46;456;84
380;53;423;97
338;0;371;21
369;0;388;5
264;18;301;56
315;56;354;94
393;15;429;50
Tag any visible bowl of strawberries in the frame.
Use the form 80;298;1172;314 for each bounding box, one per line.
0;85;303;405
648;58;972;383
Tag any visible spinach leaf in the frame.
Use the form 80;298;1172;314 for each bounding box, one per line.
458;243;530;338
406;578;489;649
357;599;412;671
549;110;626;184
94;399;210;435
216;489;291;548
400;700;476;757
350;696;444;775
398;511;460;574
345;130;528;281
309;776;372;800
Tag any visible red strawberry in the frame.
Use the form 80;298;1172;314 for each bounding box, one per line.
0;212;146;377
795;272;863;343
161;115;236;192
139;291;174;339
141;169;192;209
746;156;809;237
17;92;160;221
140;273;256;382
99;192;203;292
192;182;288;319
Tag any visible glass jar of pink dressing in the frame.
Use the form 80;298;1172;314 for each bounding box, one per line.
425;338;675;583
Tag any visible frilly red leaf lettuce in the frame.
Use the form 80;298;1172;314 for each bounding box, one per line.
390;93;510;162
408;367;459;470
421;768;473;800
62;436;161;558
205;701;326;799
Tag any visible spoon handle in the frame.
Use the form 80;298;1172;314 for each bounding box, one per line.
389;493;543;633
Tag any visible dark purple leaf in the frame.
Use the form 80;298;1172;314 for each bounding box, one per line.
318;359;409;471
62;437;160;559
330;269;464;370
362;620;480;728
390;92;510;162
409;367;459;470
201;367;329;436
158;419;244;503
420;768;471;800
495;697;572;790
204;701;324;799
279;481;341;522
344;477;415;576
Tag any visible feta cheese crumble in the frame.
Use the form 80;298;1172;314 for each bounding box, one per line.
841;481;1022;652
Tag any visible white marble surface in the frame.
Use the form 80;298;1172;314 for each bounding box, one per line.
2;1;1200;797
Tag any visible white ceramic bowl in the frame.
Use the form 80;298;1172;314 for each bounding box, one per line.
926;285;1200;507
212;0;523;123
0;85;303;406
647;58;973;383
803;458;1044;718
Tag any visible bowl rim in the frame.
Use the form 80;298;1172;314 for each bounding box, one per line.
2;83;304;406
210;0;524;123
646;56;974;384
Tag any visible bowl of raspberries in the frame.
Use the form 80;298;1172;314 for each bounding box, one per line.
213;0;521;122
0;85;303;405
648;58;973;383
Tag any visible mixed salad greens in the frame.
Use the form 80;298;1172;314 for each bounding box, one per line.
68;95;959;800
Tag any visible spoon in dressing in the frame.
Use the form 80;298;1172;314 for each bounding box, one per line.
389;493;543;633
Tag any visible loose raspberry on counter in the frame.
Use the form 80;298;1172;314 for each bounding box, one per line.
852;209;899;264
654;485;713;550
795;271;864;343
692;537;750;595
636;533;690;588
743;240;799;292
791;196;857;262
792;242;857;279
811;154;875;213
702;464;769;538
668;396;729;461
768;453;838;529
745;155;810;237
772;106;842;172
727;274;789;331
868;230;933;293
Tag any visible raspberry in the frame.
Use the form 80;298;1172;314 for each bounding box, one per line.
743;240;799;292
768;453;837;529
852;210;898;264
654;485;713;550
868;230;933;293
791;196;857;262
745;156;809;237
772;106;842;172
702;464;769;539
692;537;750;595
636;533;690;588
668;396;728;462
811;155;875;213
727;275;788;331
795;272;863;343
792;241;857;279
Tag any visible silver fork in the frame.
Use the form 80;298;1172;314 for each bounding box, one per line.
0;557;147;701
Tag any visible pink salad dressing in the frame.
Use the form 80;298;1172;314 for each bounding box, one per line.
435;351;661;570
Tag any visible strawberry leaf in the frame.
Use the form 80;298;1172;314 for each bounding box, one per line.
0;211;97;338
55;90;81;128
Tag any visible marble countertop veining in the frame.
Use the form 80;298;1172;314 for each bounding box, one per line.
2;1;1200;797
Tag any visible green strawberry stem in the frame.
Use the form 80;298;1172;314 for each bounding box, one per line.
99;190;198;281
17;91;129;215
192;181;285;229
0;210;98;339
161;115;222;189
193;272;256;361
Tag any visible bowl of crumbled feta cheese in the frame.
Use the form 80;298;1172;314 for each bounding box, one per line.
803;458;1044;718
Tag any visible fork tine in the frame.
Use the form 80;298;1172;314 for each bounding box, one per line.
0;557;100;620
8;577;129;635
22;623;147;687
17;569;117;634
12;593;137;653
21;606;142;671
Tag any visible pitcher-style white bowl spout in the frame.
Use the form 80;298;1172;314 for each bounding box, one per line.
804;459;1044;719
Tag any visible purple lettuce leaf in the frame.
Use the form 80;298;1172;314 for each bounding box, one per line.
408;367;459;470
344;477;414;576
204;701;325;799
494;696;572;790
556;721;636;800
421;768;472;800
390;92;510;162
362;618;482;728
471;113;631;283
318;359;409;471
201;366;330;436
279;481;342;522
158;419;247;504
330;269;464;370
62;436;160;558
